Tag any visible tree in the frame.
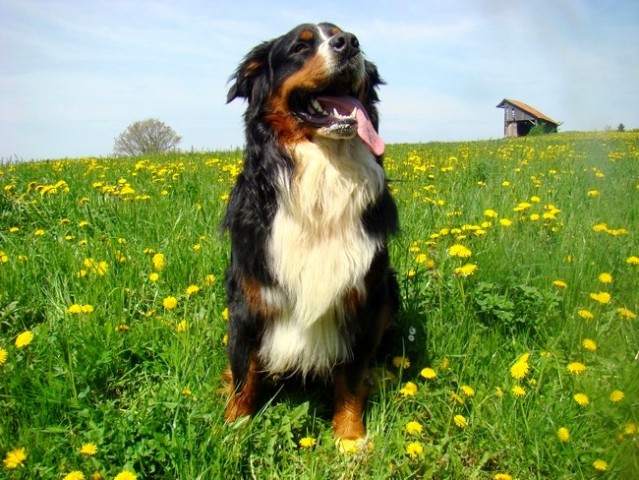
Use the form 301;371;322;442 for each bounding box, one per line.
114;119;182;156
617;123;626;132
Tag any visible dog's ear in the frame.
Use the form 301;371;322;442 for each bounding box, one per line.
363;60;384;104
227;40;273;104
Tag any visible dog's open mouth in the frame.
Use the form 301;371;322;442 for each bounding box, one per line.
291;90;385;156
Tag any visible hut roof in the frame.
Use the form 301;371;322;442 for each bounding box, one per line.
496;99;559;126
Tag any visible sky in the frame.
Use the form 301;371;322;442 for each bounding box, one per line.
1;0;638;161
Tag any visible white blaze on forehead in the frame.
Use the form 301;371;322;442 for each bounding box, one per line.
316;24;337;41
315;26;335;69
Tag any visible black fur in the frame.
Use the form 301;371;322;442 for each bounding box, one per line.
222;22;399;440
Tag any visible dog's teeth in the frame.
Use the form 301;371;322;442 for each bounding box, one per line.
331;107;357;121
310;98;327;115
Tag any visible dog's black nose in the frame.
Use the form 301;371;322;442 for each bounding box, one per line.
329;32;360;58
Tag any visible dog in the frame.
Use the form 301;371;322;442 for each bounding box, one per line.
223;22;399;446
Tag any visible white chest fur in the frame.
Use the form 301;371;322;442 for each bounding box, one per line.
259;138;385;376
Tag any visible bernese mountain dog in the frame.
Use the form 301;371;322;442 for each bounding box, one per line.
223;22;399;447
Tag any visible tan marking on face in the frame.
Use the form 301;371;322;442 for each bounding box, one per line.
299;29;315;42
265;51;331;144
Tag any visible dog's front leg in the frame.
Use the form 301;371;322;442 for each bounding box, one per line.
332;366;368;441
225;351;263;423
224;292;264;423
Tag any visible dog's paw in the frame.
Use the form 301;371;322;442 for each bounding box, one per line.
335;437;373;455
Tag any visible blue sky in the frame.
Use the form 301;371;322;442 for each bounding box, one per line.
2;0;638;161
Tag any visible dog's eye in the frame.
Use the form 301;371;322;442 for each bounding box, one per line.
292;42;311;54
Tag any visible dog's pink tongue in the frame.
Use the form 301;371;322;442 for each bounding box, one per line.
318;96;385;156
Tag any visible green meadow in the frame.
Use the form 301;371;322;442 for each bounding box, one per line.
0;131;637;479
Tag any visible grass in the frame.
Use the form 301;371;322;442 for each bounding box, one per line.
0;131;637;479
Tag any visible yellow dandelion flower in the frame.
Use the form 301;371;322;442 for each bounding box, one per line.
589;292;611;304
15;331;34;349
511;385;526;397
460;385;475;397
448;244;472;258
552;280;568;289
114;470;137;480
392;356;410;369
453;414;468;428
34;229;45;236
484;209;499;218
67;304;84;314
577;309;594;320
299;437;317;449
204;274;215;285
406;421;423;435
222;334;228;345
84;258;108;276
63;471;85;480
567;362;587;374
598;272;612;283
176;320;188;333
624;422;637;435
517;352;530;362
0;347;7;366
185;284;200;296
3;447;27;469
626;255;639;265
557;427;570;442
79;443;98;456
222;308;229;321
609;390;625;403
592;459;608;471
152;253;165;271
616;307;636;319
514;201;532;212
181;388;192;396
454;263;478;277
399;381;418;397
81;304;94;313
334;438;360;454
405;441;423;459
495;387;504;398
420;367;437;379
449;391;464;404
163;296;178;310
415;253;427;264
582;338;597;351
499;218;513;227
573;393;589;406
510;360;530;380
494;474;513;480
149;272;159;282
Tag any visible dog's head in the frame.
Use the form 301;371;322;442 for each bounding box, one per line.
227;22;384;155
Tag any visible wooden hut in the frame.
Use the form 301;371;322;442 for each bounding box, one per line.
496;99;559;137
